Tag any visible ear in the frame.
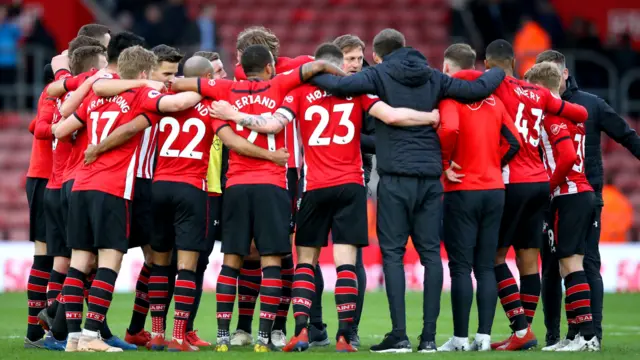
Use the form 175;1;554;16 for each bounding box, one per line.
373;52;382;64
443;62;449;75
563;67;569;80
483;59;489;69
511;58;516;71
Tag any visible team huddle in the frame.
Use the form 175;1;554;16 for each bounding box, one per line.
23;23;600;354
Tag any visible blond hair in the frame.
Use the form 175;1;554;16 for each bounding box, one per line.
236;26;279;58
524;62;562;91
70;46;105;75
117;46;157;80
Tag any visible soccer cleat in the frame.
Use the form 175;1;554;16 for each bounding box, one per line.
418;339;437;353
105;335;137;350
470;334;491;351
545;334;561;348
542;337;571;351
497;327;537;351
24;336;46;349
147;334;169;351
490;335;511;350
215;337;231;352
556;335;600;352
186;330;211;347
125;329;151;347
254;338;280;352
350;327;360;348
309;323;330;347
77;334;123;352
37;308;53;331
230;329;253;346
438;337;470;352
271;329;287;348
65;335;80;352
43;333;67;351
336;336;357;352
282;328;310;352
168;339;199;352
370;332;412;353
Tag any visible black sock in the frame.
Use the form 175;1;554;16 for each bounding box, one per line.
495;263;528;331
26;255;52;340
520;273;541;325
216;265;239;338
354;251;367;328
258;266;281;341
51;297;68;341
335;265;357;341
273;256;294;333
292;263;315;336
309;263;324;326
564;271;595;340
172;270;197;341
236;260;261;333
187;262;206;332
46;270;65;318
149;265;171;335
128;263;151;334
84;268;118;333
63;267;86;334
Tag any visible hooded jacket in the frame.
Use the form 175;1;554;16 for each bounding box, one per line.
562;76;640;205
311;47;505;177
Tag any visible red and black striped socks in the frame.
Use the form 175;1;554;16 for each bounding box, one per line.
236;260;261;333
128;263;151;334
84;268;117;334
274;256;294;333
564;271;595;340
520;273;541;324
173;270;197;342
216;265;239;339
62;267;86;335
335;265;358;337
495;263;528;332
258;266;282;342
149;265;171;336
292;263;315;336
26;255;52;340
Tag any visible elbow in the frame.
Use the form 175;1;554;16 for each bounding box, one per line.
266;124;285;134
54;128;68;140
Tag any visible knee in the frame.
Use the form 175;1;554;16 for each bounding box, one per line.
380;244;405;263
448;260;471;278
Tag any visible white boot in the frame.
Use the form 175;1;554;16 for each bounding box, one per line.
470;333;491;351
438;336;470;352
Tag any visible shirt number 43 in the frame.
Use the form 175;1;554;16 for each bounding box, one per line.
514;102;543;146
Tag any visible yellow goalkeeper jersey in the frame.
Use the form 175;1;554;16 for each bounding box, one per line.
207;135;223;194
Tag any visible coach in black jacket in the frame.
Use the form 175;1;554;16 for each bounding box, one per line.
536;51;640;346
311;29;505;352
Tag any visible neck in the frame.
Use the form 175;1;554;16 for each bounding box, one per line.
106;63;117;73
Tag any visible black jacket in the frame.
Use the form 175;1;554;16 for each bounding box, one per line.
562;76;640;205
361;113;375;185
311;47;505;177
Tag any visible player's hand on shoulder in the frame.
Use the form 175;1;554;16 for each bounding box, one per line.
84;144;99;165
145;80;166;92
270;148;289;167
209;100;235;120
444;161;464;183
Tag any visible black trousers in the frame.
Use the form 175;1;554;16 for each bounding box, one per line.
443;190;504;338
541;205;603;341
377;175;443;341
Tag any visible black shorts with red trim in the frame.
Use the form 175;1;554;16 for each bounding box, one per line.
549;191;597;259
287;168;299;234
221;184;291;256
44;188;70;257
25;177;48;242
151;181;208;253
499;182;549;250
67;190;132;253
129;178;152;249
296;183;369;248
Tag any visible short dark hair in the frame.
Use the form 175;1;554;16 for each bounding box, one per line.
240;44;273;76
68;35;104;55
444;43;476;70
333;34;365;53
194;51;220;61
69;46;105;75
485;39;514;62
236;26;280;58
107;31;146;64
535;50;566;69
152;44;184;64
314;43;343;66
372;28;405;58
77;24;110;39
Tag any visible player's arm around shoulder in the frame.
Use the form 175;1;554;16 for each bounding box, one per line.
92;77;163;97
368;99;440;127
310;66;377;97
157;91;202;113
84;114;152;165
208;100;289;134
215;125;288;166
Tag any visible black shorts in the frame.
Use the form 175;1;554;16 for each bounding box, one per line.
44;188;70;257
151;181;208;253
287;168;299;234
549;192;597;259
61;180;74;227
26;177;48;242
129;178;152;249
499;182;549;250
222;184;291;256
67;190;132;253
296;183;369;248
206;194;223;247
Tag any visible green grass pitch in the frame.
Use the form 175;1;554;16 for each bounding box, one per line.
3;291;640;359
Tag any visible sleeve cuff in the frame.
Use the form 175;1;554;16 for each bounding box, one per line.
215;123;230;135
156;95;167;113
277;107;295;122
197;78;202;94
365;99;380;113
141;113;152;127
